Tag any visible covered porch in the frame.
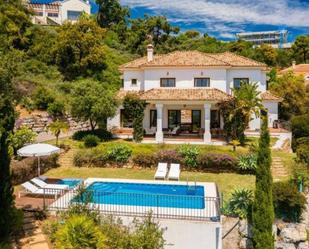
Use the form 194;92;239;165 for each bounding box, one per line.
114;87;232;144
143;101;224;144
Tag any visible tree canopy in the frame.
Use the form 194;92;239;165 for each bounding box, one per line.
53;15;107;80
70;80;118;130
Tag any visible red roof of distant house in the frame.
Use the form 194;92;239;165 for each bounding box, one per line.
279;64;309;84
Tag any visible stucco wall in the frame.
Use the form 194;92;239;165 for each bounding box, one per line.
226;68;266;94
123;67;267;95
263;101;279;128
60;0;90;23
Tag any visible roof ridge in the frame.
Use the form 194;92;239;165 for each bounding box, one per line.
203;52;231;66
223;51;267;67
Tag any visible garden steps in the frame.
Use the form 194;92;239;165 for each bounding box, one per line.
19;211;50;249
58;148;76;168
271;157;289;181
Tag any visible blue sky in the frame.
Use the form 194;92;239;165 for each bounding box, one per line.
91;0;309;42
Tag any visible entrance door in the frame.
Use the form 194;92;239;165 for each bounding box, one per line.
168;110;181;129
191;110;201;132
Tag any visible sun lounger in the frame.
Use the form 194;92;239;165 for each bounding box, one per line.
31;177;69;190
168;163;180;181
154;163;168;180
20;182;62;198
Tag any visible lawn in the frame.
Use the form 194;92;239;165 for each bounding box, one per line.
43;136;286;199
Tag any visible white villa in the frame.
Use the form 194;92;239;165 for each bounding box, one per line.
108;45;281;144
27;0;91;25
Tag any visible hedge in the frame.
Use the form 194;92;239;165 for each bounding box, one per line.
273;181;307;222
73;147;244;173
72;129;113;142
11;154;59;185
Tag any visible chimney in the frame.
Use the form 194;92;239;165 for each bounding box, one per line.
292;60;296;69
147;44;154;62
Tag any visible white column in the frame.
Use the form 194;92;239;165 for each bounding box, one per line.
155;103;164;143
204;103;211;143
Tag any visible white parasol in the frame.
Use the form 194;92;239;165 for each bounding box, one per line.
17;143;60;176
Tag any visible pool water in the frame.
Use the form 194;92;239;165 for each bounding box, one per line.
82;182;205;209
56;179;81;188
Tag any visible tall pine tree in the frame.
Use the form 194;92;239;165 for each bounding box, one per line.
0;62;17;241
252;113;274;249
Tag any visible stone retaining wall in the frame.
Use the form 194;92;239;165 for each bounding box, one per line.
15;114;90;134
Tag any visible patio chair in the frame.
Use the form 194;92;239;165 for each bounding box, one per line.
168;163;180;181
31;177;69;190
169;126;180;136
145;127;156;135
20;181;62;198
154;163;168;180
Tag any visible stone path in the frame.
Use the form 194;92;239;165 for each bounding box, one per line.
272;156;289;182
20;212;50;249
58;148;76;168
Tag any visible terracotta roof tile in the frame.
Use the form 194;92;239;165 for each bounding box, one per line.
120;51;266;70
118;88;231;102
279;64;309;74
261;91;282;101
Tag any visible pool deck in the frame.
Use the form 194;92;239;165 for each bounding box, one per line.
49;178;220;221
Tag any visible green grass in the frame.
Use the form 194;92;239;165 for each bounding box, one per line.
46;166;255;198
43;136;288;198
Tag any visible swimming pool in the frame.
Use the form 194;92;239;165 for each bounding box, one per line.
83;181;205;209
56;178;81;188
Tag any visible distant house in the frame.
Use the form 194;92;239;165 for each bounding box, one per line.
236;30;292;49
108;45;281;144
279;62;309;85
27;0;91;25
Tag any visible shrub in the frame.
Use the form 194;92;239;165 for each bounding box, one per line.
132;153;157;168
32;86;55;110
273;181;307;222
54;215;107;249
83;135;100;148
156;150;182;164
177;145;199;169
11;154;59;185
197;153;238;172
237;153;257;174
9;126;37;154
223;188;253;219
47;100;65;118
296;143;309;165
291;114;309;150
72;129;113;142
106;144;132;164
73;149;106;167
101;214;165;249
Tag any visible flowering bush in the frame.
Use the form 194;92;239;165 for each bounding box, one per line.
197;153;238;172
132;153;157;168
156;150;182;164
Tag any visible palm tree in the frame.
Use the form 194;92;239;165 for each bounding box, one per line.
233;82;263;128
48;120;69;146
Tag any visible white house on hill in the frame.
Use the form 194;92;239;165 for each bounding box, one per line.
108;45;281;144
27;0;91;25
